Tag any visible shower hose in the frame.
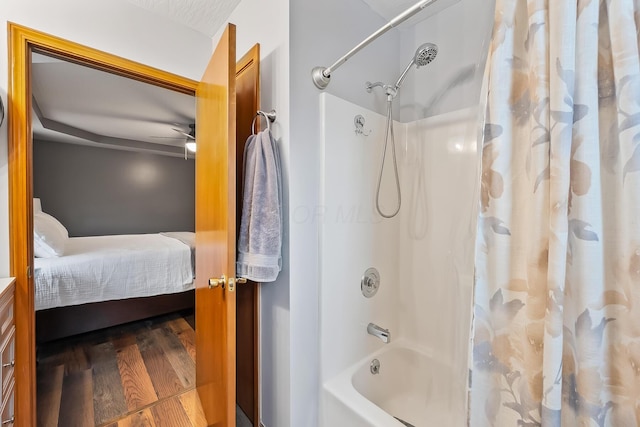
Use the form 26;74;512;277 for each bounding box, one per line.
375;98;402;219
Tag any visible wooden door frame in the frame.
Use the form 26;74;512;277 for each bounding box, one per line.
235;45;261;426
7;23;259;426
8;23;198;427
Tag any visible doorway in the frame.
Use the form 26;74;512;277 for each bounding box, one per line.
8;23;260;426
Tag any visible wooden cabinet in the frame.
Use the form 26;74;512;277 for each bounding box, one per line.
0;279;15;426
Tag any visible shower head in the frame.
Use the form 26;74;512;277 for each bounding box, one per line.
414;43;438;67
393;42;438;90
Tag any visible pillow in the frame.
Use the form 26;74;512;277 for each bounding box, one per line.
33;198;42;214
33;212;69;257
38;211;69;239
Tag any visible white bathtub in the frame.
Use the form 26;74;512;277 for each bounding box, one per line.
321;340;467;427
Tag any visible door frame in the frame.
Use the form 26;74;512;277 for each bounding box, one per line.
234;45;261;425
6;23;257;426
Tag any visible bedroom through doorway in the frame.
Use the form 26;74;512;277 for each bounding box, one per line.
10;23;259;425
30;50;207;426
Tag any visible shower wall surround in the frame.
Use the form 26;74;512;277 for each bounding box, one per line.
319;92;480;425
319;93;402;383
315;0;494;424
398;106;479;392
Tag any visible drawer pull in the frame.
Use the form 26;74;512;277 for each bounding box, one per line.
2;416;13;425
1;361;13;368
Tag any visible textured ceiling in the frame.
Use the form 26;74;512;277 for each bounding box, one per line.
360;0;461;25
125;0;242;37
123;0;460;42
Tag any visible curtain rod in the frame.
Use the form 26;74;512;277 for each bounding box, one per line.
311;0;440;90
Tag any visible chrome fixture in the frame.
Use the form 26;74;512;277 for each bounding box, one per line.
311;0;441;90
366;43;438;218
361;267;380;298
395;43;438;91
251;109;277;135
367;322;391;343
354;115;371;136
365;43;437;97
370;358;381;375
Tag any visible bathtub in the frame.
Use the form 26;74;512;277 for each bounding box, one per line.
321;340;467;427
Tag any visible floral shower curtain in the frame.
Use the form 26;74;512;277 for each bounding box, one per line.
470;0;640;426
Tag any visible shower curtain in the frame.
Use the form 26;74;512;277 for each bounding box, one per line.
470;0;640;426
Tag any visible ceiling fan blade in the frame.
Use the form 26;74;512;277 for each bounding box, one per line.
171;127;195;139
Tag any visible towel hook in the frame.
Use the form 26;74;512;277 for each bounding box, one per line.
354;114;371;136
251;109;277;135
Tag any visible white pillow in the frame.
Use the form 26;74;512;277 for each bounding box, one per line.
39;211;69;238
33;212;69;258
33;198;42;214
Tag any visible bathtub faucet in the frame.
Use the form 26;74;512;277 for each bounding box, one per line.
367;323;391;343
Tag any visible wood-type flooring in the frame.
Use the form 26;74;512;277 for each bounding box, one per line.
36;310;252;427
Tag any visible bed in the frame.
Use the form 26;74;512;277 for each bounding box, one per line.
34;232;196;342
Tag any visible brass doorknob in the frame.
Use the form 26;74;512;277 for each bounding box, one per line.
209;275;226;289
209;275;248;291
228;276;248;292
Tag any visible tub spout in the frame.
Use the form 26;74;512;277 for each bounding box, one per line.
367;323;390;343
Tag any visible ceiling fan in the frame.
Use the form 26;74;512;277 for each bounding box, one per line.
151;123;196;158
173;123;196;155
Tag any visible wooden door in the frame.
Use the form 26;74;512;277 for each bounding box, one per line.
235;45;261;425
195;24;237;426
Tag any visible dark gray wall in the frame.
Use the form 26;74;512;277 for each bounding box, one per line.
33;140;195;237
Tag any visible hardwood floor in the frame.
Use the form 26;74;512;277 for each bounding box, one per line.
36;310;252;427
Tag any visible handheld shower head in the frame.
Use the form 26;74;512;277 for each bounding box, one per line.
414;42;438;67
393;42;438;90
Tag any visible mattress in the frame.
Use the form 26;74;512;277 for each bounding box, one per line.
34;233;195;311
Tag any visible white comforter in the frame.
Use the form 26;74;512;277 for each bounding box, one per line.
34;233;195;311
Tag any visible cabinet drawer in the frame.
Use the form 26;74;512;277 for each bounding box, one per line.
0;292;13;339
0;380;13;426
0;328;14;398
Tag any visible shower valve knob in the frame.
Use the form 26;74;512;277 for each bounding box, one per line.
361;268;380;298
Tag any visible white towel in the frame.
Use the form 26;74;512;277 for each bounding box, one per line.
236;129;283;282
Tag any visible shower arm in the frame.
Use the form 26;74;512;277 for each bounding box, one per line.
393;59;416;90
311;0;440;90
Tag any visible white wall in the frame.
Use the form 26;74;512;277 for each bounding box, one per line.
289;1;402;426
393;1;495;401
0;0;213;277
226;1;495;425
316;1;495;424
318;98;479;366
212;1;291;426
319;93;401;383
398;0;495;121
221;3;398;426
318;96;480;427
397;107;480;412
222;1;402;425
